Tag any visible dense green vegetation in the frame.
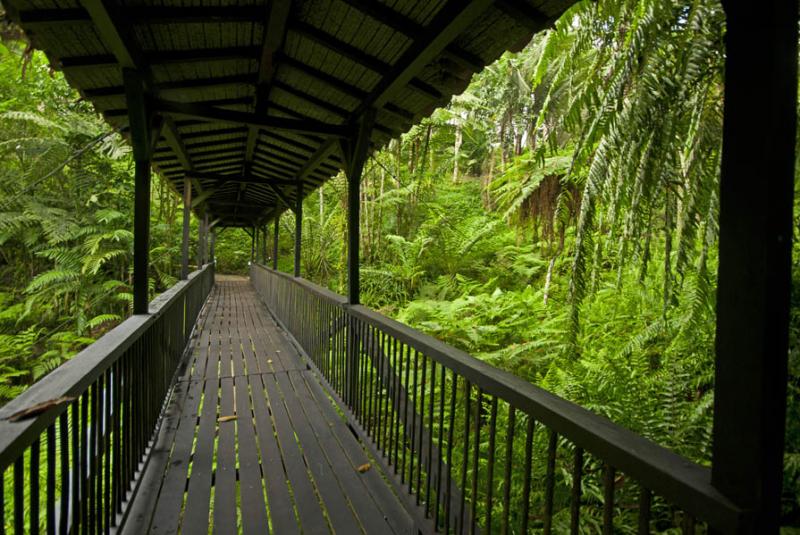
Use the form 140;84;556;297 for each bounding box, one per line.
0;0;798;528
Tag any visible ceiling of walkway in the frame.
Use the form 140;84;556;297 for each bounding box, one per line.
4;0;576;227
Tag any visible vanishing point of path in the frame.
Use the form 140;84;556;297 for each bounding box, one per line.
126;276;415;534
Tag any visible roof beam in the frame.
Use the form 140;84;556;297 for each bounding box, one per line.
81;0;139;69
292;0;493;184
243;0;291;200
288;21;441;101
335;0;483;72
147;46;261;65
79;0;210;203
152;98;352;138
362;0;494;111
83;74;258;98
127;6;263;23
495;0;551;30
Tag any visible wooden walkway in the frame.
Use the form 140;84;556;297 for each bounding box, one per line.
124;277;415;534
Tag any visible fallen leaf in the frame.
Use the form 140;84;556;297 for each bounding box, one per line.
357;463;371;473
218;415;237;423
4;396;76;422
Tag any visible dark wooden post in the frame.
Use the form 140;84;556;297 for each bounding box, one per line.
209;228;216;263
202;213;209;265
123;69;151;315
250;226;255;263
197;213;206;267
342;109;375;406
180;178;191;280
294;185;302;277
254;225;259;264
345;109;375;305
272;216;279;270
262;225;268;264
712;1;797;529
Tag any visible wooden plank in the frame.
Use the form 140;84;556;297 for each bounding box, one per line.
248;374;299;534
261;373;329;532
120;376;191;535
148;378;203;534
233;376;269;534
213;377;237;533
274;371;362;533
180;377;219;534
290;370;411;533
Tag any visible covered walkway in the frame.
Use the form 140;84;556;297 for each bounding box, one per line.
125;277;414;534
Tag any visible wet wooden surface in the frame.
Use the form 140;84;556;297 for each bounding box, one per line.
130;277;414;534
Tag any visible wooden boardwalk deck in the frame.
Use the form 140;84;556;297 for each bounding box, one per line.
124;277;415;534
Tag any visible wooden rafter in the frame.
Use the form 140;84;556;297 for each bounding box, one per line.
152;98;352;138
243;0;292;215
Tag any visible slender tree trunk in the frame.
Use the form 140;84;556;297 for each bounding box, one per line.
453;121;462;183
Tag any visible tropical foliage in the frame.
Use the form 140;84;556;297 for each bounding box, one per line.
1;0;799;528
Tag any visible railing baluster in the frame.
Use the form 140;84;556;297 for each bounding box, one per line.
47;423;56;535
445;371;458;534
80;392;89;531
393;337;402;471
638;487;651;535
72;399;80;534
434;363;446;529
416;354;427;506
14;455;23;534
1;464;5;535
30;436;40;535
571;446;583;535
485;396;498;534
359;319;369;423
409;348;419;496
501;406;515;535
401;343;411;485
89;381;98;533
425;361;436;518
388;336;397;466
543;430;558;535
59;410;69;535
459;380;471;533
520;416;535;534
366;324;376;437
603;464;615;535
104;368;112;535
470;388;481;535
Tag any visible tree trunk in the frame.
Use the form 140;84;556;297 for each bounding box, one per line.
453;121;462;183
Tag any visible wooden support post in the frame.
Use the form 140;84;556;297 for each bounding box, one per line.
342;109;375;406
711;1;797;529
180;178;191;279
344;109;376;305
262;225;268;264
250;225;256;263
123;69;151;315
293;184;303;277
210;229;216;263
197;213;206;267
254;226;259;263
272;216;279;270
202;213;209;265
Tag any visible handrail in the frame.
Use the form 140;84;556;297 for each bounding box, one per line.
0;263;215;534
0;267;205;461
250;263;746;533
347;304;745;531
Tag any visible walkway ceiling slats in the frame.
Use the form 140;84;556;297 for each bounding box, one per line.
4;0;575;227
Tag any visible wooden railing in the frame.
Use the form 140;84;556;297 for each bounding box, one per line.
251;263;747;534
0;263;214;534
